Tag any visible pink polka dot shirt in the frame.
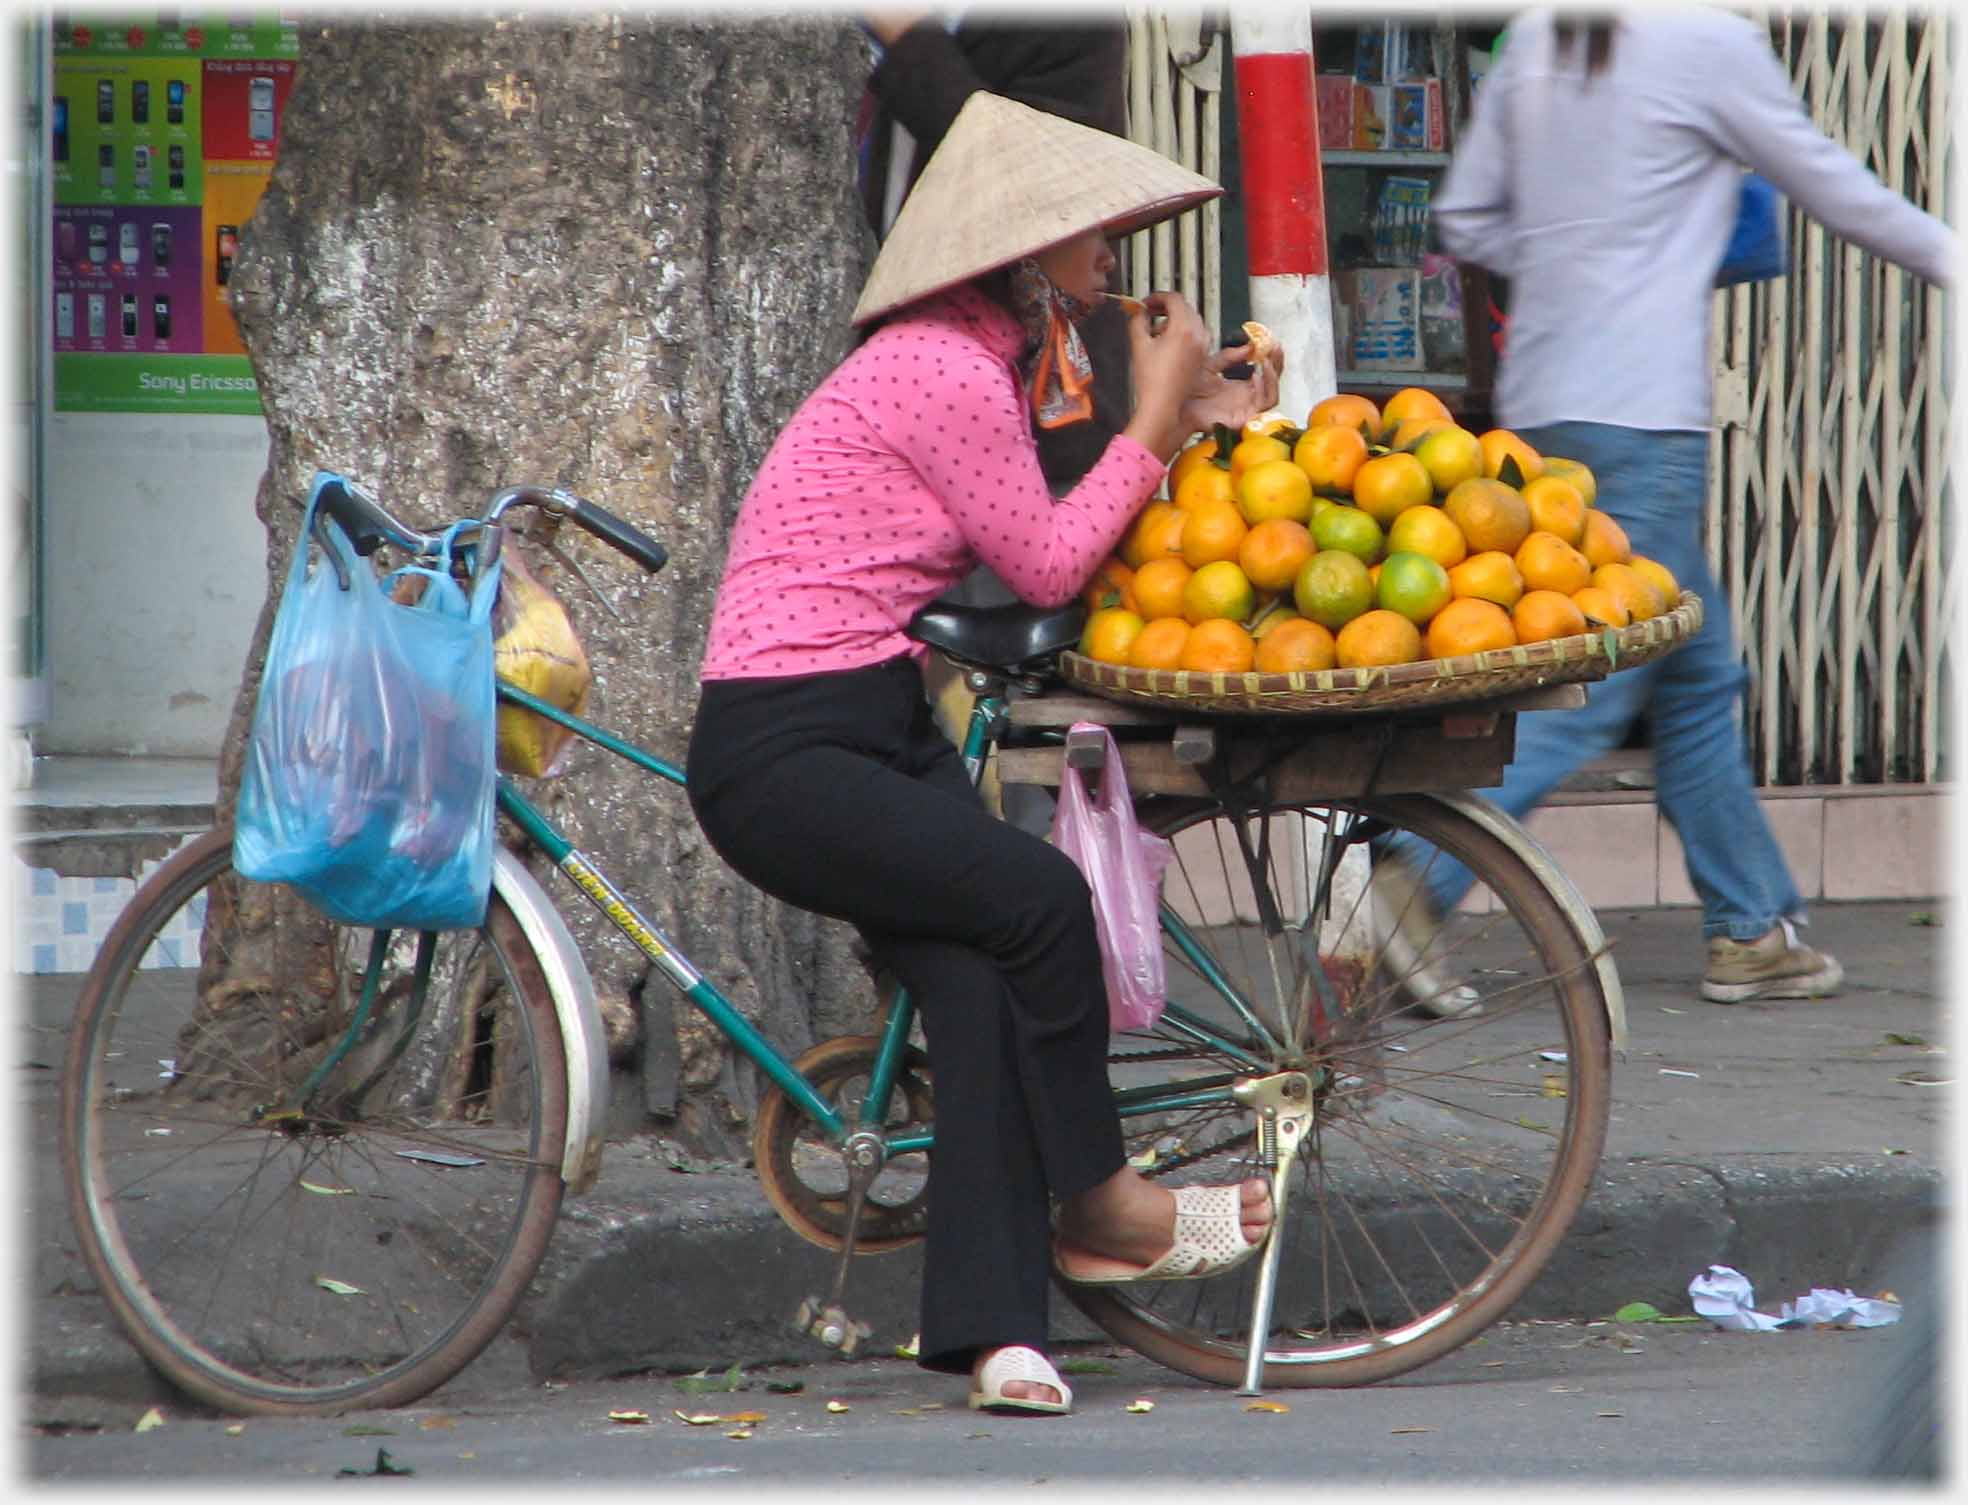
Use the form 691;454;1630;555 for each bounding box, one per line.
700;284;1164;681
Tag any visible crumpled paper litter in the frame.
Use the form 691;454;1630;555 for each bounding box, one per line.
1687;1264;1901;1331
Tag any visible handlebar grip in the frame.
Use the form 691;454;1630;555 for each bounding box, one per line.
555;489;669;574
311;472;429;556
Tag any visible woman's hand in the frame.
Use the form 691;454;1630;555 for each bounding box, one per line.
1121;292;1213;463
861;9;931;45
1179;339;1285;435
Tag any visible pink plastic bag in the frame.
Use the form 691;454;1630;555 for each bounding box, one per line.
1049;722;1173;1033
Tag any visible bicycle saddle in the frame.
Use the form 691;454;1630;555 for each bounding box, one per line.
906;601;1087;674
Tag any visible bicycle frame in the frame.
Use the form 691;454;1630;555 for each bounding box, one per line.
483;675;1278;1160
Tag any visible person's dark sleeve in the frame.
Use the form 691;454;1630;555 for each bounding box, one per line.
870;20;1128;163
866;20;994;161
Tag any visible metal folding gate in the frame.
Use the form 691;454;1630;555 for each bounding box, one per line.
1714;8;1955;787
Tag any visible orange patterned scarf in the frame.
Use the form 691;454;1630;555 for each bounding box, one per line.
1009;259;1097;430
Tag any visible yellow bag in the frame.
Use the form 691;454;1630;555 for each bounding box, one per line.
490;547;591;777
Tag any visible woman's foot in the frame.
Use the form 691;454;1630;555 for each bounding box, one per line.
1051;1168;1271;1281
969;1345;1072;1415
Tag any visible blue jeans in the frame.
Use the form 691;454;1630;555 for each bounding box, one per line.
1384;422;1803;941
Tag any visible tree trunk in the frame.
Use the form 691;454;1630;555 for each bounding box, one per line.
220;15;880;1157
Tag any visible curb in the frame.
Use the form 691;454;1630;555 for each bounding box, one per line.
31;1152;1943;1410
517;1152;1944;1382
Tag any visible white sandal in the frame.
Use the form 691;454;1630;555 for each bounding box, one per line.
1054;1183;1267;1285
968;1345;1073;1416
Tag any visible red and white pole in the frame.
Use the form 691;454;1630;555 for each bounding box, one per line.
1230;11;1336;421
1229;14;1367;967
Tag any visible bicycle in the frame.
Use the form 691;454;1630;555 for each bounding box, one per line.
61;472;1624;1417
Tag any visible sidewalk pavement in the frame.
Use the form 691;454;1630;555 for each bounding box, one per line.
23;900;1951;1419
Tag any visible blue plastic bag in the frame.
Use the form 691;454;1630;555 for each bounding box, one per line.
1716;173;1786;287
234;474;502;930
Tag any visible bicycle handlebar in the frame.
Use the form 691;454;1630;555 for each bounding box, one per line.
488;485;669;574
309;471;669;575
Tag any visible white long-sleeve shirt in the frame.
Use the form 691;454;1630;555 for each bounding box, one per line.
1434;5;1956;433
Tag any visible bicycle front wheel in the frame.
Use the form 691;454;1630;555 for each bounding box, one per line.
1067;791;1613;1388
60;827;569;1415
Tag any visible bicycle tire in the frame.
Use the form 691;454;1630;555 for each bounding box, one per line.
60;826;570;1416
1065;792;1612;1388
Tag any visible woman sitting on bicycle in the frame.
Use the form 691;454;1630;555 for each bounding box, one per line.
687;92;1281;1416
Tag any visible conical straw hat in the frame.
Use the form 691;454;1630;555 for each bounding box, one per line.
851;91;1222;326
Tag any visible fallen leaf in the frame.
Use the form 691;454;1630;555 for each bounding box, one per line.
419;1415;456;1431
1390;1426;1433;1435
1658;1069;1700;1079
458;1452;476;1460
725;1429;753;1440
1884;1147;1911;1155
299;1179;354;1196
825;1401;851;1414
674;1362;745;1395
1907;912;1939;927
895;1334;920;1359
764;1380;804;1394
1513;1117;1555;1135
315;1276;366;1297
134;1408;165;1433
1597;1411;1624;1419
1613;1301;1664;1323
1059;1359;1117;1375
342;1423;394;1436
609;1411;651;1425
1884;1032;1930;1047
1659;1006;1686;1015
1482;1361;1506;1368
1550;1385;1581;1393
1541;1075;1568;1098
1244;1400;1290;1413
1895;1071;1952;1087
224;1424;244;1437
722;1411;766;1425
1125;1399;1155;1413
674;1411;722;1426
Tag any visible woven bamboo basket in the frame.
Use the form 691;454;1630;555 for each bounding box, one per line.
1058;591;1704;717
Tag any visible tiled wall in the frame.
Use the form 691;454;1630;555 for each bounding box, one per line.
1455;786;1951;915
12;840;204;974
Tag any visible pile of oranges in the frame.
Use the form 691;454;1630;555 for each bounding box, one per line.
1078;386;1681;675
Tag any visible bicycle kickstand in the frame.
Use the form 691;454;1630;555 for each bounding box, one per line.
1231;1071;1314;1396
793;1130;885;1358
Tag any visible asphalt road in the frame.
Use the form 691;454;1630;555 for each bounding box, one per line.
23;1307;1938;1487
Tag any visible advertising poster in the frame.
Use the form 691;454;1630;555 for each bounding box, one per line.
50;13;299;414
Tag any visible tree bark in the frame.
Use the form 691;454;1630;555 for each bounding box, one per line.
222;15;880;1157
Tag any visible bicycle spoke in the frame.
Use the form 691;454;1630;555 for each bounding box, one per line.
63;831;568;1414
1065;793;1611;1388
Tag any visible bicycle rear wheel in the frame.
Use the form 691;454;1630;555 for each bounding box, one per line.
60;827;569;1415
1067;792;1612;1388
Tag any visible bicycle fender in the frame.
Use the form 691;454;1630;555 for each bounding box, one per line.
492;847;610;1193
1427;792;1629;1054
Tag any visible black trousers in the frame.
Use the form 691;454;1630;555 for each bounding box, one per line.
686;656;1125;1374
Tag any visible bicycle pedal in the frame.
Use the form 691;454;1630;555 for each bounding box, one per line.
793;1296;872;1357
